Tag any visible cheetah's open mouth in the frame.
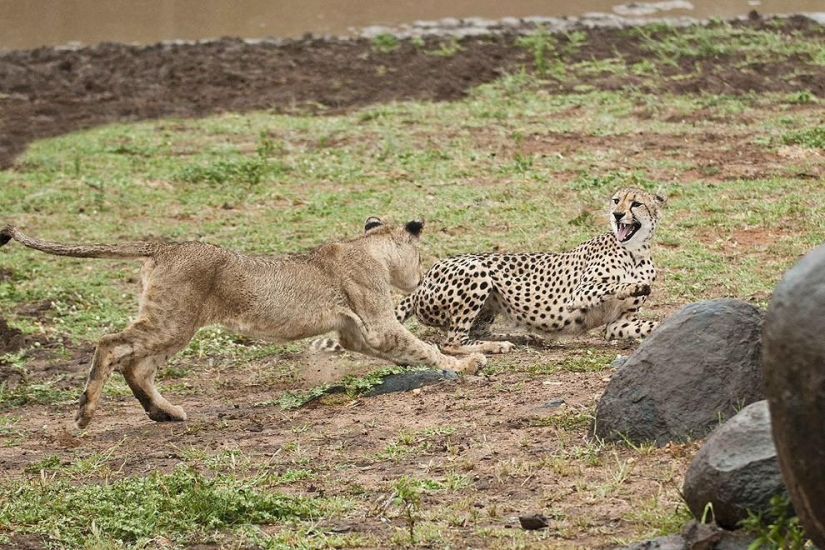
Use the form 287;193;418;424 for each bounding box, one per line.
616;221;641;243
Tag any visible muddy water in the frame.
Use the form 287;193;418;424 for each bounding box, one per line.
0;0;823;50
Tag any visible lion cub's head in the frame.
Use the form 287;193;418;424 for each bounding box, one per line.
363;216;425;294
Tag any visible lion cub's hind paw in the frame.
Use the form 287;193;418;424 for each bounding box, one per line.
147;405;188;423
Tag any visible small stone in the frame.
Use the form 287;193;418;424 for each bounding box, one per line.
611;355;628;368
681;519;722;550
518;514;548;530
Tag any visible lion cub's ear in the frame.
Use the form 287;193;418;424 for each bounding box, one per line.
364;216;384;232
405;220;424;238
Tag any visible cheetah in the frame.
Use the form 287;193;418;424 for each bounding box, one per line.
0;217;486;428
396;188;667;354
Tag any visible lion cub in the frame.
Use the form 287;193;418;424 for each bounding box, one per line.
0;218;485;428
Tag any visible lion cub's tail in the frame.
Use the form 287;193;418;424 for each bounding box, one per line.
0;225;159;260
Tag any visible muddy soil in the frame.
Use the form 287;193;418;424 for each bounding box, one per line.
1;15;824;169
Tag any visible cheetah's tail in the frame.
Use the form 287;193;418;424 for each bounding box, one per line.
0;224;159;259
395;294;414;324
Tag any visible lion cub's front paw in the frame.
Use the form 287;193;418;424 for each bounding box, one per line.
455;353;487;374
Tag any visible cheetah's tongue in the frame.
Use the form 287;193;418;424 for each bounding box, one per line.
617;223;632;242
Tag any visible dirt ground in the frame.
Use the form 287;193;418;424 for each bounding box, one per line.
0;13;823;549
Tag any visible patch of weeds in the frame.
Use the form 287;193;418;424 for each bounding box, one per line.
568;209;596;227
573;57;628;78
0;350;28;370
264;468;314;486
617;432;657;456
174;156;289;186
520;350;614;376
626;498;692;536
340;365;421;395
425;37;464;57
631;59;659;76
389;476;423;544
0;414;25;446
157;364;189;380
498;151;536;176
783;90;817;105
262;384;334;410
62;440;128;480
780;126;825;149
739;494;810;550
0;464;324;547
530;409;593;430
0;378;77;409
571;170;657;194
255;130;281;158
558;351;614;373
204;448;250;473
516;26;558;77
561;29;588;55
24;454;63;473
371;33;400;54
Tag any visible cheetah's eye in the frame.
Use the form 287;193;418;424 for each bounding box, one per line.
612;198;620;204
631;201;642;208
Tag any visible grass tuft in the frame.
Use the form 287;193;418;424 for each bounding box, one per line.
0;464;323;547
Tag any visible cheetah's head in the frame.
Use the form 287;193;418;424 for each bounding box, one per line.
609;188;666;250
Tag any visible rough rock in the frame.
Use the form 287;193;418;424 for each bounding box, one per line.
518;513;548;530
618;534;685;550
763;243;825;548
364;368;457;396
594;299;765;446
683;401;786;529
616;520;756;550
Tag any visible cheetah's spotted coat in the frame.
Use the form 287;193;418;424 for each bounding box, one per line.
396;188;666;354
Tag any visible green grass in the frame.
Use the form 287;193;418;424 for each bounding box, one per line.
0;464;341;548
781;125;825;149
632;21;825;65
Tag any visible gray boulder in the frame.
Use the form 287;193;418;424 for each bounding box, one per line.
682;400;787;529
594;299;765;446
763;243;825;549
615;519;756;549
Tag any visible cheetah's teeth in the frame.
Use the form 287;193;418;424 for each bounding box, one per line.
616;222;640;243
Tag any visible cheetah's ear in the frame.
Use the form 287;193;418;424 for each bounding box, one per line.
654;193;667;207
405;220;424;238
364;216;384;232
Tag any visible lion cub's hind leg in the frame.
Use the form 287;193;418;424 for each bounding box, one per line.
75;318;195;428
75;262;201;428
121;353;188;423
